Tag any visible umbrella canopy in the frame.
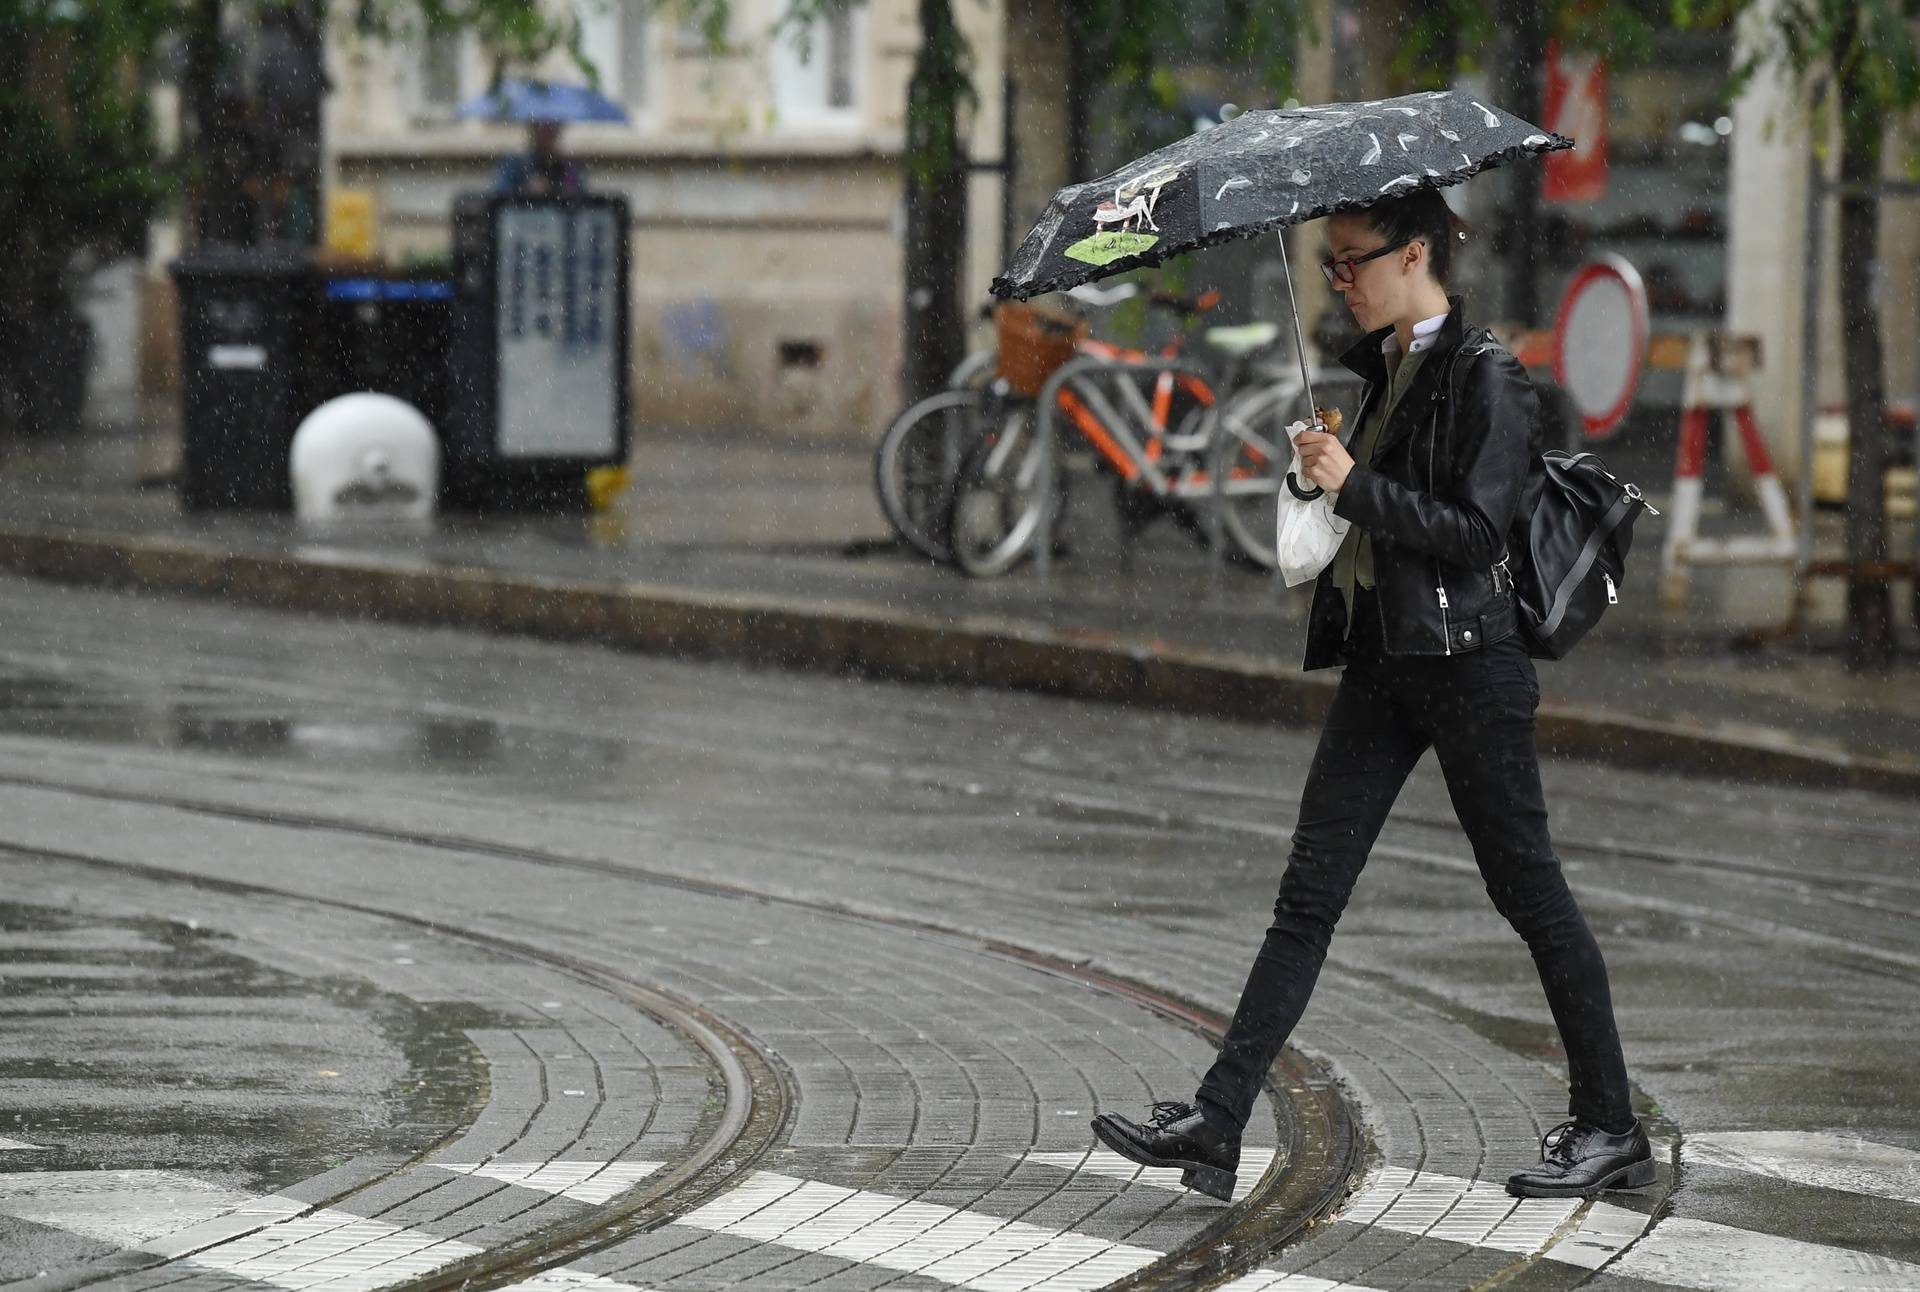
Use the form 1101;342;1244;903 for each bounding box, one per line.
990;90;1569;300
457;78;630;124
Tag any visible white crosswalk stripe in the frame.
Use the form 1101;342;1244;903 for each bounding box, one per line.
187;1208;486;1290
492;1270;655;1292
433;1160;664;1205
0;1169;266;1247
1535;1200;1649;1270
1018;1153;1588;1267
1606;1215;1920;1289
0;1136;47;1151
1215;1272;1386;1291
13;1137;1920;1292
1685;1131;1920;1207
1020;1148;1280;1203
1332;1165;1586;1256
676;1170;1163;1290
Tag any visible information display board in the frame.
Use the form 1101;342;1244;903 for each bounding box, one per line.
494;203;622;459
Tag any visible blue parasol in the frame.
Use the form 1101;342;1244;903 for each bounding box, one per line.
456;78;630;124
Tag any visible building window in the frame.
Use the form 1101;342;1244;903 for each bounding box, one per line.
619;5;650;113
578;0;650;114
771;4;861;124
419;29;464;114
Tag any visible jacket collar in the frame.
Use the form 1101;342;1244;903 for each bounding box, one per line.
1337;294;1472;385
1335;294;1474;464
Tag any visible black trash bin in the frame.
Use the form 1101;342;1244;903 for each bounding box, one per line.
445;193;630;512
170;246;317;511
312;273;454;430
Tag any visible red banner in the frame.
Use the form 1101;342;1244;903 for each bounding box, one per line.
1543;40;1608;204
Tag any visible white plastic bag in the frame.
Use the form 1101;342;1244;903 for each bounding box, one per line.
1274;419;1352;587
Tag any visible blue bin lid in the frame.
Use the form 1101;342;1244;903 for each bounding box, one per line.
326;278;454;302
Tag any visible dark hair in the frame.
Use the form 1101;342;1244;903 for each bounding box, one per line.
1359;188;1471;284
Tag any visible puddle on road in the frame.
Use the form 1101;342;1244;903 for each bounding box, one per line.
0;901;494;1194
0;668;629;783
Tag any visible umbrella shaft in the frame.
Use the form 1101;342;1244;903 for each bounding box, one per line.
1278;230;1317;420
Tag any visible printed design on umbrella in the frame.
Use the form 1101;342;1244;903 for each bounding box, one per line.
1065;165;1181;266
992;89;1571;300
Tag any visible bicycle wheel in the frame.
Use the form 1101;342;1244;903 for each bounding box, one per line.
948;406;1059;578
873;389;999;564
948;348;997;391
1209;385;1310;570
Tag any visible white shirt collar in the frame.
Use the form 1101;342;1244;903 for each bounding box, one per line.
1382;311;1450;356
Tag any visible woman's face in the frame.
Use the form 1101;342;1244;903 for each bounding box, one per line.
1324;213;1420;332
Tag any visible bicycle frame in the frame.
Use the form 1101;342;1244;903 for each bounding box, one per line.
1025;353;1230;576
1049;342;1220;498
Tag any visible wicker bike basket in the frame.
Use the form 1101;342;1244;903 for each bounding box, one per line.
994;302;1086;398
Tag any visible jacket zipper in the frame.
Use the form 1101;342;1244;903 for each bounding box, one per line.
1436;568;1452;655
1605;573;1618;605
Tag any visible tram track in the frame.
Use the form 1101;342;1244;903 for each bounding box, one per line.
4;623;1906;1287
2;839;788;1292
0;784;1364;1292
6;640;1917;911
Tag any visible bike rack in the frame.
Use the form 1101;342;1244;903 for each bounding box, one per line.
1031;351;1231;578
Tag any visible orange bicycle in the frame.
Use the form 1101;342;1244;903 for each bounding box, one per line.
949;288;1291;576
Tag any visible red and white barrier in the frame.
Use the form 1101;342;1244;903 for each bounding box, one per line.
1659;332;1797;609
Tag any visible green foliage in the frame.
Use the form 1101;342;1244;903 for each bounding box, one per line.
1674;0;1920;190
1070;0;1311;152
1676;0;1920;115
393;0;622;94
353;0;579;77
1395;0;1659;89
902;0;975;185
0;0;174;279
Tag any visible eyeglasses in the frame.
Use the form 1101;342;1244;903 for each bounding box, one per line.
1320;238;1413;287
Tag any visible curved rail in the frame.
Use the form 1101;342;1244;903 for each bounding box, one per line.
5;774;1367;1291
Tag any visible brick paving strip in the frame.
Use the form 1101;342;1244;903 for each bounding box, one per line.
0;747;1695;1292
1;525;1915;797
0;818;1328;1290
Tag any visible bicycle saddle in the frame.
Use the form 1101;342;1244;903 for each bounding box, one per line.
1205;322;1282;357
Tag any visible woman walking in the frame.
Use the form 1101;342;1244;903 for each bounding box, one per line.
1091;189;1652;1203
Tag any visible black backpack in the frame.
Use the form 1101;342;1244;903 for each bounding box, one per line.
1504;450;1658;659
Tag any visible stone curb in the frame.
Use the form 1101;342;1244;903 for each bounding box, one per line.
4;523;1916;796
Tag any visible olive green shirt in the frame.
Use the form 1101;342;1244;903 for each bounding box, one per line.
1333;339;1432;636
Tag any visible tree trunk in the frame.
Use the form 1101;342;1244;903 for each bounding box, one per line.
1492;0;1542;326
184;0;259;246
900;0;970;406
0;32;28;440
1834;19;1895;670
1065;0;1091;181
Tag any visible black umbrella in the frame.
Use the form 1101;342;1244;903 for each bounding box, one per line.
990;90;1570;415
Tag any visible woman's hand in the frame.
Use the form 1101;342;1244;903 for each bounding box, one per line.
1294;427;1355;494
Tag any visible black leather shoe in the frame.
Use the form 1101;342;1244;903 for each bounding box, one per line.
1090;1100;1240;1202
1506;1119;1656;1198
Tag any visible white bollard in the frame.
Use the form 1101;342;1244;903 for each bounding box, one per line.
289;393;439;522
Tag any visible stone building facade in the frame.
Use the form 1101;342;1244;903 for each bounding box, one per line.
325;0;1010;442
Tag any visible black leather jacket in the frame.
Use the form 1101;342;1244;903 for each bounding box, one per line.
1301;297;1538;672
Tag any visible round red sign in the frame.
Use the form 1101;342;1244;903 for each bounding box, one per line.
1551;256;1649;441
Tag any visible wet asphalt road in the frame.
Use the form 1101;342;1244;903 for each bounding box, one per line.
0;574;1916;1290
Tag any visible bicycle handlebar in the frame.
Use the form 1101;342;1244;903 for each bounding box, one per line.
1148;288;1222;317
1064;282;1140;307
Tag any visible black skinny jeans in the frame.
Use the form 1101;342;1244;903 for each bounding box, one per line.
1196;591;1633;1134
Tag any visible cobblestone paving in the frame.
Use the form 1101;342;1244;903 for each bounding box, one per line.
0;579;1916;1289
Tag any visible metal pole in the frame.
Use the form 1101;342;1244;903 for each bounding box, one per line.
1796;159;1824;577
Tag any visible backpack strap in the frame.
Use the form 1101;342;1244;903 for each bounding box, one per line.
1537;488;1637;639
